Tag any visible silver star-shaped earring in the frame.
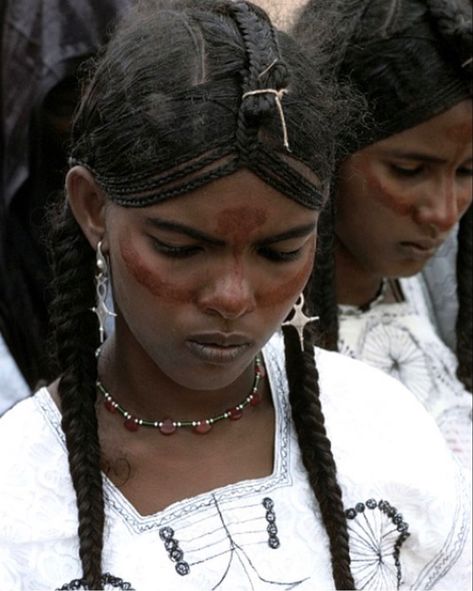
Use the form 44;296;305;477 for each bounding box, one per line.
282;294;319;348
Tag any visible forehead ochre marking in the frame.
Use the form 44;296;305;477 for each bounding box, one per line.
216;206;268;245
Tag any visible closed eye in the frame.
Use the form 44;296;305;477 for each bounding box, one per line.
389;163;423;177
151;237;202;258
258;246;304;263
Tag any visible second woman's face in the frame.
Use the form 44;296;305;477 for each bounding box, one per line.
336;99;472;278
106;169;318;390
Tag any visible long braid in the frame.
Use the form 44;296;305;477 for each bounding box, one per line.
308;198;339;350
282;321;354;589
49;205;104;588
456;206;473;392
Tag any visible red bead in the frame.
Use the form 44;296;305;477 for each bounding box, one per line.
193;422;212;434
228;408;243;421
159;419;177;435
250;393;262;407
256;364;266;378
104;400;116;413
124;418;139;432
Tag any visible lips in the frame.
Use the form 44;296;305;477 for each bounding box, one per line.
185;333;253;363
398;239;443;260
400;239;443;252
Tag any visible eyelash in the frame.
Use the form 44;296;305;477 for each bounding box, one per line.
390;164;423;177
390;164;473;178
152;238;202;258
151;238;303;263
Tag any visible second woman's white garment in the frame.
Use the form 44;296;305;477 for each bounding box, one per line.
0;333;470;590
338;275;472;470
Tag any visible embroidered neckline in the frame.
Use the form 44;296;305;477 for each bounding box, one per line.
35;335;292;534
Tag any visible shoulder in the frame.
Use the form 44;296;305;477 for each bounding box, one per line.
313;346;455;481
315;348;471;590
0;388;76;542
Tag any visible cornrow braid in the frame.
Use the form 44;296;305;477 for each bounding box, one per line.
49;205;104;588
282;321;354;589
456;205;473;392
230;1;290;161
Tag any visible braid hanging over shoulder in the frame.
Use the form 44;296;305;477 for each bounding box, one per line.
48;205;104;588
283;319;354;589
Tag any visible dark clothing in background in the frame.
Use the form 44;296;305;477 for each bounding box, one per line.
0;0;133;387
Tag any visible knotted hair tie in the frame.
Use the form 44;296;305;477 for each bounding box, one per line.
242;87;290;151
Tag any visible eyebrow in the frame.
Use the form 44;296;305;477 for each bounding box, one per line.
145;217;316;246
381;149;472;164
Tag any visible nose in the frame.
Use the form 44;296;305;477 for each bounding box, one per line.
415;176;463;233
198;261;256;320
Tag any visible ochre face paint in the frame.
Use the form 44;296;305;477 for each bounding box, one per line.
216;207;268;249
119;227;315;310
354;158;414;217
446;122;472;145
120;235;194;303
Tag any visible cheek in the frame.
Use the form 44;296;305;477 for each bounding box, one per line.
256;240;315;308
119;236;195;303
360;163;413;217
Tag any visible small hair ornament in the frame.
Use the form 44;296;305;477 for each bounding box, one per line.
282;294;319;348
92;240;117;347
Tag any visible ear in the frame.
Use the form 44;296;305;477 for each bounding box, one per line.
66;166;108;250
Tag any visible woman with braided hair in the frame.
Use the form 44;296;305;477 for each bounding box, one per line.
294;0;473;469
0;1;469;589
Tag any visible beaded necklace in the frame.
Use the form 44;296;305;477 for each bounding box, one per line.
97;355;265;435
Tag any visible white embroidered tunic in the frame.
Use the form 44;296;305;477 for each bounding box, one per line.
0;335;470;590
338;275;472;470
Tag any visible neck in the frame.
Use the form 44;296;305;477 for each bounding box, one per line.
97;327;259;423
335;238;383;307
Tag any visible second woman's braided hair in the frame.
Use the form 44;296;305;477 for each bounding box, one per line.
49;1;356;588
294;0;473;391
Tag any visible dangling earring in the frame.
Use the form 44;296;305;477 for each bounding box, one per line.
92;240;117;349
282;294;319;348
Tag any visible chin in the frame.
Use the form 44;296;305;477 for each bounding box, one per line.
386;260;428;279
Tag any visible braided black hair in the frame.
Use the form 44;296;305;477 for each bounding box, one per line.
294;0;473;391
48;1;359;588
49;205;104;587
283;315;354;588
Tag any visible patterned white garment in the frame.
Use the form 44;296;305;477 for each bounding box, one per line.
0;334;470;590
338;275;472;470
0;332;30;416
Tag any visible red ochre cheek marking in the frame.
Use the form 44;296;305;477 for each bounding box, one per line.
257;242;315;307
119;238;194;303
216;207;268;246
361;163;414;217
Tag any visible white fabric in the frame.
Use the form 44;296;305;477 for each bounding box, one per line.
338;275;472;471
0;332;30;416
0;334;470;590
421;229;459;351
